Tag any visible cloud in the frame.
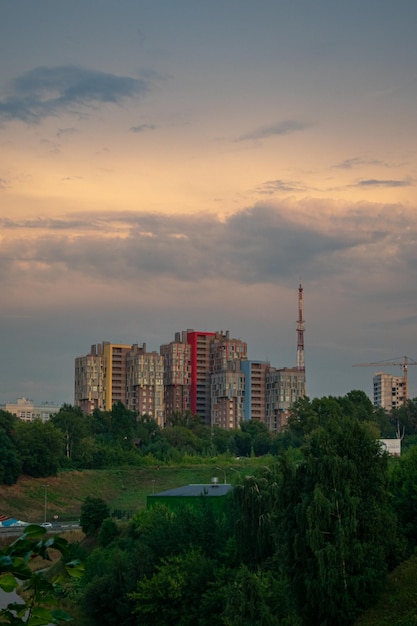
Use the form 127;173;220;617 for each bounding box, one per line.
130;123;157;133
256;179;311;194
0;66;149;123
355;178;413;188
56;127;77;137
332;157;385;170
1;201;415;293
235;119;310;142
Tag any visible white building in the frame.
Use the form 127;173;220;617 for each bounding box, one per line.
1;397;61;422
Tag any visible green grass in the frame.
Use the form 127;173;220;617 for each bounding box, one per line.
0;458;262;523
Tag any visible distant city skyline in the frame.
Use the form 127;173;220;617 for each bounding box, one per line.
2;1;417;405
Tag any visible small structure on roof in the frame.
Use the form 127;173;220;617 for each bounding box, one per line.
147;479;233;513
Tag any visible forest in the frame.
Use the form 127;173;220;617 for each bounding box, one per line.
2;391;417;625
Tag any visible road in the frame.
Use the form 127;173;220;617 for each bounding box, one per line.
0;522;80;538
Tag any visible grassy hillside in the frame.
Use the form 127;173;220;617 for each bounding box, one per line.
0;461;257;523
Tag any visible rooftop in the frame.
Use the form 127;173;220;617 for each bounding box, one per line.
149;483;233;498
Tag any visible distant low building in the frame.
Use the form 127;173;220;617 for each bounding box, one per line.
379;438;401;457
1;397;61;422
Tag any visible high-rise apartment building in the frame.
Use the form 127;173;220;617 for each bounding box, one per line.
241;360;269;422
186;330;216;423
126;343;164;425
210;332;247;373
74;341;141;414
211;361;246;430
74;344;105;414
162;329;247;426
373;371;406;411
160;334;191;419
266;367;306;431
102;342;131;410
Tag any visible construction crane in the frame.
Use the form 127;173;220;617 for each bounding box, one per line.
353;356;417;403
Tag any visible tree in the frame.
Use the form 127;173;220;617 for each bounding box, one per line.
345;389;375;422
161;425;200;454
229;464;287;567
0;409;18;433
0;410;21;485
279;413;399;625
211;426;237;455
80;496;110;536
135;414;161;447
110;402;137;445
0;429;21;485
131;549;216;626
0;410;22;485
98;518;119;547
14;420;63;477
390;445;417;552
240;420;273;456
391;399;417;437
50;404;87;461
82;546;137;626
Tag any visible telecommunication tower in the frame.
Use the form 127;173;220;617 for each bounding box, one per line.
296;281;305;372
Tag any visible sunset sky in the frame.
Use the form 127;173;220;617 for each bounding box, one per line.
1;0;417;406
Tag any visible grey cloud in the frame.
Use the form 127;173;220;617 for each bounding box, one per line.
130;123;157;133
0;216;97;230
56;127;77;137
257;179;311;194
236;120;310;142
0;66;149;123
333;157;384;170
356;178;412;188
0;203;405;287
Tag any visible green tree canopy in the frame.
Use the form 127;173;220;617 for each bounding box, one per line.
80;496;110;537
0;429;21;485
50;404;87;460
279;413;399;625
14;420;63;477
0;410;21;485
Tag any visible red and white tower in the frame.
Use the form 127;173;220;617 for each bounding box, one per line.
296;281;305;372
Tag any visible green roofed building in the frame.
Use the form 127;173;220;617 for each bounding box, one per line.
147;481;233;513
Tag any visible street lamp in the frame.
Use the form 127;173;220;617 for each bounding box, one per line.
43;484;49;523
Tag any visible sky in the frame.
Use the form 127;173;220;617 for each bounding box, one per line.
1;0;417;406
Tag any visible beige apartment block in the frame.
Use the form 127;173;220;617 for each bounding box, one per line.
160;338;191;420
74;341;131;414
373;371;406;411
74;344;105;414
266;367;306;431
210;332;247;374
211;362;245;430
1;397;61;422
126;343;164;426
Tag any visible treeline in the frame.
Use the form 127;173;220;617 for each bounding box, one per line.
1;390;417;484
61;391;417;626
0;402;283;484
